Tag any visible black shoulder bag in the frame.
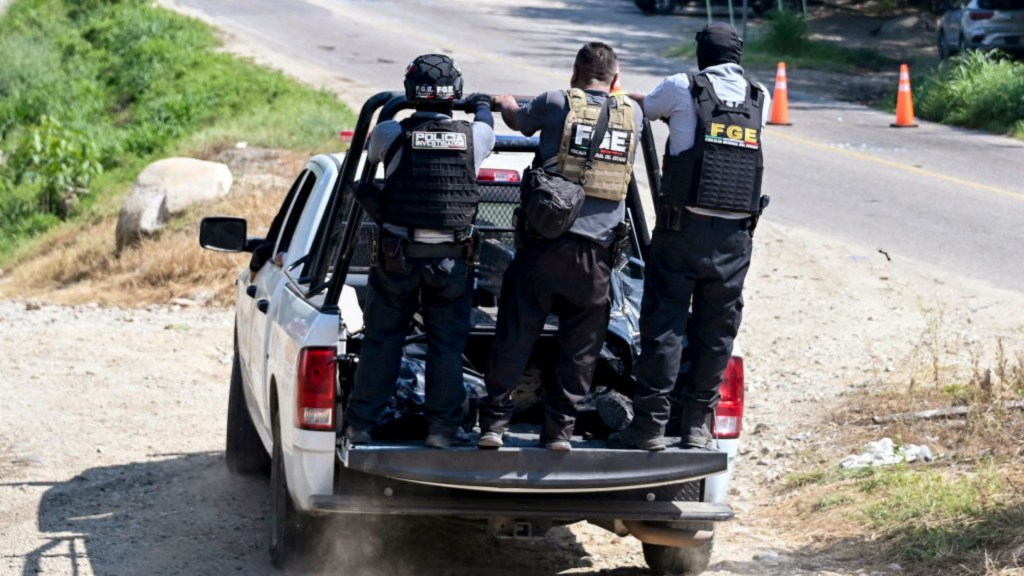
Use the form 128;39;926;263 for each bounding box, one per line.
518;97;612;239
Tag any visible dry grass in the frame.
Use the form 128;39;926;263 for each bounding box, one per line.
0;148;309;308
762;318;1024;575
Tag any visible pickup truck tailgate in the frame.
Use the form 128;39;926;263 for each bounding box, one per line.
337;433;728;493
315;434;732;521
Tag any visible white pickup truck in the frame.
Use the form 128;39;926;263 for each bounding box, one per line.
199;92;746;575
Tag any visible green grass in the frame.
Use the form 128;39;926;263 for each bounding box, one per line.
743;11;897;72
915;50;1024;139
857;465;1022;567
787;460;1024;571
0;0;354;263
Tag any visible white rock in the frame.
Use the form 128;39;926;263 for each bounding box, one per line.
116;157;233;251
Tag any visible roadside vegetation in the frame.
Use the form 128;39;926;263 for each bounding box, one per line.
742;11;899;71
775;316;1024;574
916;50;1024;139
0;0;354;265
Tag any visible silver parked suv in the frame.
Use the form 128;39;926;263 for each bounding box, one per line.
938;0;1024;58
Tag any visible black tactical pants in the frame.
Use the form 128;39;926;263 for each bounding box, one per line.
479;235;612;442
631;212;752;437
345;255;472;437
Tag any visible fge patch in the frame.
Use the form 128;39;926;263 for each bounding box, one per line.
705;123;760;149
412;131;468;150
568;123;632;164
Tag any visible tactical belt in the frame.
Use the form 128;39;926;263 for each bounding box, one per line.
657;200;754;233
402;241;472;259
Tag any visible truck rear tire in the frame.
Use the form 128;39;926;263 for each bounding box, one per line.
226;337;270;476
269;411;321;568
642;534;714;575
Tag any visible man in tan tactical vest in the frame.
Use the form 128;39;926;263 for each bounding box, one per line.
477;42;643;451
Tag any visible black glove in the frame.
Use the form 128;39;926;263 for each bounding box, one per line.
467;93;495;128
465;92;494;110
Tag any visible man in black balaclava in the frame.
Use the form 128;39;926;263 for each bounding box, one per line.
612;24;772;451
696;21;744;70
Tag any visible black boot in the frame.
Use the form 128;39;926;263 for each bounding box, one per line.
680;408;715;449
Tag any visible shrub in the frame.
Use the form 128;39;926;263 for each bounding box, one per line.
8;116;103;218
916;50;1024;136
759;10;810;54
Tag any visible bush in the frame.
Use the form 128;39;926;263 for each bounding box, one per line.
8;116;103;218
758;10;810;54
916;50;1024;137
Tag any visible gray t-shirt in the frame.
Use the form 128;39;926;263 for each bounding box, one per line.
516;89;643;244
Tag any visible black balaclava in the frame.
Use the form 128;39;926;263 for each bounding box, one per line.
696;22;744;70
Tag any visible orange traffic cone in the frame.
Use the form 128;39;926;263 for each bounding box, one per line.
891;63;918;128
767;62;791;126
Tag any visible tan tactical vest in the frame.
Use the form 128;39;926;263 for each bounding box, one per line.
543;88;637;202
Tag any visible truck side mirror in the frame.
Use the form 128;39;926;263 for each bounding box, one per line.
200;216;248;252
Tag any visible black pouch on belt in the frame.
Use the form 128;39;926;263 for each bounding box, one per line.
380;237;409;274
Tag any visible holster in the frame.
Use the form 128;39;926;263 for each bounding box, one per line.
749;194;771;236
656;196;688;232
610;220;631;268
464;227;481;266
369;226;380;268
512;206;527;250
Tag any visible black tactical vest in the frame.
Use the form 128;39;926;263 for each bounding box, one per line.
660;74;764;214
381;116;479;230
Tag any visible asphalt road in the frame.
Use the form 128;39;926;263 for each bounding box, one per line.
164;0;1024;292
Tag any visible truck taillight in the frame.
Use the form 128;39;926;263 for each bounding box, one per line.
296;347;336;431
714;356;744;439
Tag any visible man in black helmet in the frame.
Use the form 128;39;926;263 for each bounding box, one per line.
612;23;771;451
477;42;642;452
344;53;496;449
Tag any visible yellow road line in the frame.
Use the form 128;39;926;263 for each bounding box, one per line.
774;131;1024;201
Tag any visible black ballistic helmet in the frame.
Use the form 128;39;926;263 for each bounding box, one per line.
696;23;743;70
404;54;464;102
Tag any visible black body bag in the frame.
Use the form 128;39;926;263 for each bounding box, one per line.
519;98;611;239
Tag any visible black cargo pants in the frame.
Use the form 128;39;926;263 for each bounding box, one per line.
345;254;472;438
631;211;752;437
479;235;612;442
